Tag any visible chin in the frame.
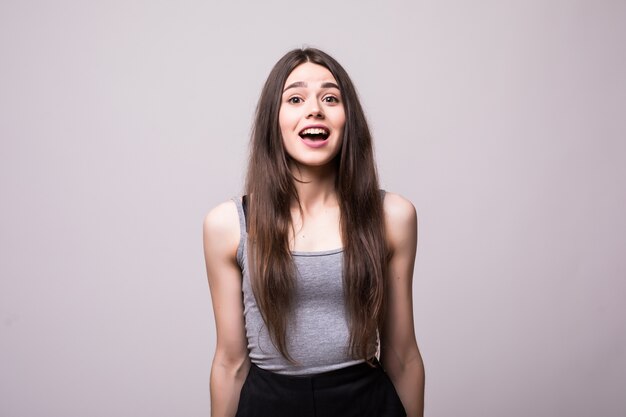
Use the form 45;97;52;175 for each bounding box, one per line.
296;156;342;170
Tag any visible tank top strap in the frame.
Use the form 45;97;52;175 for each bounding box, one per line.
231;196;247;266
379;189;386;200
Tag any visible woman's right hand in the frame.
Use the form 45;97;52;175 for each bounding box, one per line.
203;200;250;417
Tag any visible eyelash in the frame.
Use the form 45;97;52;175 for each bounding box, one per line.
286;96;340;104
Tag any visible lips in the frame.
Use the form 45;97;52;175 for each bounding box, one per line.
298;125;330;140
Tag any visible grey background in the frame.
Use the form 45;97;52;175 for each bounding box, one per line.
1;1;625;416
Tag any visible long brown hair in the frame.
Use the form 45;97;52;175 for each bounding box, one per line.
245;48;387;361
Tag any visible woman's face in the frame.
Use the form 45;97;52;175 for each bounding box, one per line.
278;62;346;171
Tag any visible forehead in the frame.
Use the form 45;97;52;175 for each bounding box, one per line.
284;62;338;86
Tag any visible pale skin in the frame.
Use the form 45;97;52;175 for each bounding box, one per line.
203;63;424;416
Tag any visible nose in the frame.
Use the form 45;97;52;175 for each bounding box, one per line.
306;100;324;119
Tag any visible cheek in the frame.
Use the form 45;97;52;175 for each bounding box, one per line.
334;117;345;136
333;108;346;130
278;109;287;132
278;107;297;131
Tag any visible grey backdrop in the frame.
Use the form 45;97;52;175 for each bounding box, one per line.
1;1;625;416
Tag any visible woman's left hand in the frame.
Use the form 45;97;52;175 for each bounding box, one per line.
379;192;425;417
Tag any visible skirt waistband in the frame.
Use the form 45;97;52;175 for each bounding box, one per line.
248;359;382;390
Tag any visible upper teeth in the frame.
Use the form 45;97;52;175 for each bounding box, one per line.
301;128;328;135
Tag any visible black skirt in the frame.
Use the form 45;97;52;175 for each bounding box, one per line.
235;359;406;417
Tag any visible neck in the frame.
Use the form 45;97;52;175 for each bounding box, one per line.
289;161;338;211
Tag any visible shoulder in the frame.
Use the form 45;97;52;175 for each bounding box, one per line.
382;191;418;253
203;199;241;259
382;191;417;228
203;198;240;236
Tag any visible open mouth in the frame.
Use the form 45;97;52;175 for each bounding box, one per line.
298;127;330;141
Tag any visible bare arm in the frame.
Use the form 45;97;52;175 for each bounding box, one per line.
203;200;251;417
380;193;425;417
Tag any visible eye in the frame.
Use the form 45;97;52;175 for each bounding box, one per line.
287;96;303;104
322;95;340;103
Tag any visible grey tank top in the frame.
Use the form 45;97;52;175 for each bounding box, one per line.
232;196;381;375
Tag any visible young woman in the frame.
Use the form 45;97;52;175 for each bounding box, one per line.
203;48;424;417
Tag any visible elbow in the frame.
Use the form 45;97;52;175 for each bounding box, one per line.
381;344;424;374
212;351;250;379
397;351;424;376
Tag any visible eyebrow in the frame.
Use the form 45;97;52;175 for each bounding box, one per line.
282;81;340;92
